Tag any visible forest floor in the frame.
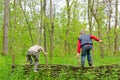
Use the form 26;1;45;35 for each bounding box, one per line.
1;54;120;80
11;63;120;80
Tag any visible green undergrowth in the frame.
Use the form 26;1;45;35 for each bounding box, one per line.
1;52;120;80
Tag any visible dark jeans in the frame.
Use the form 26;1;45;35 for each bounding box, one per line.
26;55;38;65
81;44;92;68
26;51;39;72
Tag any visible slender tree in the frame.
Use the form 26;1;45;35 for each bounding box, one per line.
43;0;48;66
11;0;17;66
65;0;73;53
90;0;104;58
88;0;93;34
106;0;112;50
43;0;46;51
38;0;43;45
50;0;54;62
73;0;78;20
3;0;10;55
114;0;118;54
19;0;34;45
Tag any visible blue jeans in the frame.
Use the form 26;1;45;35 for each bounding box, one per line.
81;44;92;68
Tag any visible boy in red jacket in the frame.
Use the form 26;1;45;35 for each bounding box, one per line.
76;31;102;68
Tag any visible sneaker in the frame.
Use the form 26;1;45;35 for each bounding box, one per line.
89;63;92;66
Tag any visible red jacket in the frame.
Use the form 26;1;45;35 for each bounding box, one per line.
77;35;100;54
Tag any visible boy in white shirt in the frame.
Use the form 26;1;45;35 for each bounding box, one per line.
26;45;47;72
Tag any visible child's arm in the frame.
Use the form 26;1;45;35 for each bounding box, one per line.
39;47;47;54
90;35;102;42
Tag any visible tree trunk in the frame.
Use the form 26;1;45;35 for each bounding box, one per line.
114;0;118;55
50;0;54;62
97;23;104;58
43;0;46;52
107;0;112;49
88;0;92;35
19;0;34;45
65;0;70;53
38;0;43;45
43;0;48;67
90;0;104;58
3;0;10;55
11;0;17;66
73;0;78;20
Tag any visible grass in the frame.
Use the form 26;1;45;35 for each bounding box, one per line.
0;55;11;80
1;51;120;80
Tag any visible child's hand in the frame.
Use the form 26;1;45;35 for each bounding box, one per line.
99;40;102;43
44;52;47;54
76;53;80;59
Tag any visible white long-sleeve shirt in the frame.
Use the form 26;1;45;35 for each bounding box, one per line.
28;45;45;53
